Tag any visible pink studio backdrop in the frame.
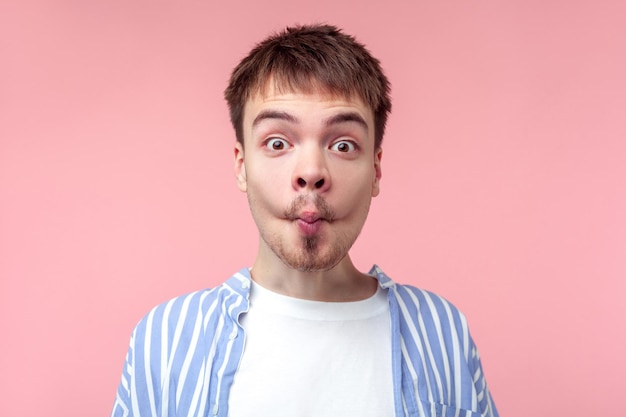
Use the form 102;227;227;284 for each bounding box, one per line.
1;1;625;416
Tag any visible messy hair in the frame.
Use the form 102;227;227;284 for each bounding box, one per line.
224;24;392;149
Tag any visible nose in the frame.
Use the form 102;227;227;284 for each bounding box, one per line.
292;146;331;192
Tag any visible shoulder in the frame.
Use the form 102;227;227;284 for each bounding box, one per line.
371;266;472;352
392;283;467;325
371;265;468;328
131;269;251;341
391;283;470;341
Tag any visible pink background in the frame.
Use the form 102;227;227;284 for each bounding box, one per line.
1;1;625;416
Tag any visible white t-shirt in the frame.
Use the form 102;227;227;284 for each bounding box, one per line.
228;279;395;417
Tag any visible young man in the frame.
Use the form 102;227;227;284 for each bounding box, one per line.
111;25;498;417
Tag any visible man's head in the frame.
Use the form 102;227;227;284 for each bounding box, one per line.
224;24;391;150
227;25;391;274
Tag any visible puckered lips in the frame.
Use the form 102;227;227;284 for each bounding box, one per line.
285;195;335;237
295;211;324;236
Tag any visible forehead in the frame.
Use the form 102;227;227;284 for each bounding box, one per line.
243;82;374;127
248;75;371;110
253;75;366;104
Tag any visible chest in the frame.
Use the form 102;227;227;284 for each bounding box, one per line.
227;300;395;417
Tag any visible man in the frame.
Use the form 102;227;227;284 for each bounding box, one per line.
111;24;498;417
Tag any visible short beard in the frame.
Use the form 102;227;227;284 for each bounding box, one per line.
292;235;326;272
250;193;362;273
303;236;317;251
277;195;342;272
282;237;345;272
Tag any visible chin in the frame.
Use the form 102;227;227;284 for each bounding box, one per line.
278;243;347;273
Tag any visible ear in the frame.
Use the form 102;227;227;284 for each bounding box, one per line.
372;147;382;197
234;142;247;192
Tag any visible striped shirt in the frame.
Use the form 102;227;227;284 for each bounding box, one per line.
111;266;498;417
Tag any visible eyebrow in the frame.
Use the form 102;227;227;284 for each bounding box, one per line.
252;110;299;127
252;109;369;132
324;112;368;132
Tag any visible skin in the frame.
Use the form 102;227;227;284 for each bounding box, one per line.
234;86;382;301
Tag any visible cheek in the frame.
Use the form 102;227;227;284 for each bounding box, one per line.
248;158;293;181
334;174;375;213
339;165;376;193
246;175;288;214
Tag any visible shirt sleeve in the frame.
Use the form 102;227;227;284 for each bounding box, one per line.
110;332;135;417
469;337;499;417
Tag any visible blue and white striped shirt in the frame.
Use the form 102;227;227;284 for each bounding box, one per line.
111;266;498;417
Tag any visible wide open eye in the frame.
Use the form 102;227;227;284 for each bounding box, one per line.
330;140;357;153
266;138;289;150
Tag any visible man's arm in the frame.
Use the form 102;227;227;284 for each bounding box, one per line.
469;339;499;417
111;333;135;417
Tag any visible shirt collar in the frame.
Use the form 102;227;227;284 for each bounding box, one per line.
224;265;396;299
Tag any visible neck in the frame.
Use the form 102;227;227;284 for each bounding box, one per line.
250;242;377;302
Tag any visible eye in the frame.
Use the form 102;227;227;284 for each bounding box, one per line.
330;140;356;153
266;138;289;151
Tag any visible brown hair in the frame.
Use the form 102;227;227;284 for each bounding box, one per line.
224;24;392;149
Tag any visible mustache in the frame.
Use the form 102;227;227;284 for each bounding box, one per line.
284;194;336;222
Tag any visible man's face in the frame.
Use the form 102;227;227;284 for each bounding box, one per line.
234;86;382;272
